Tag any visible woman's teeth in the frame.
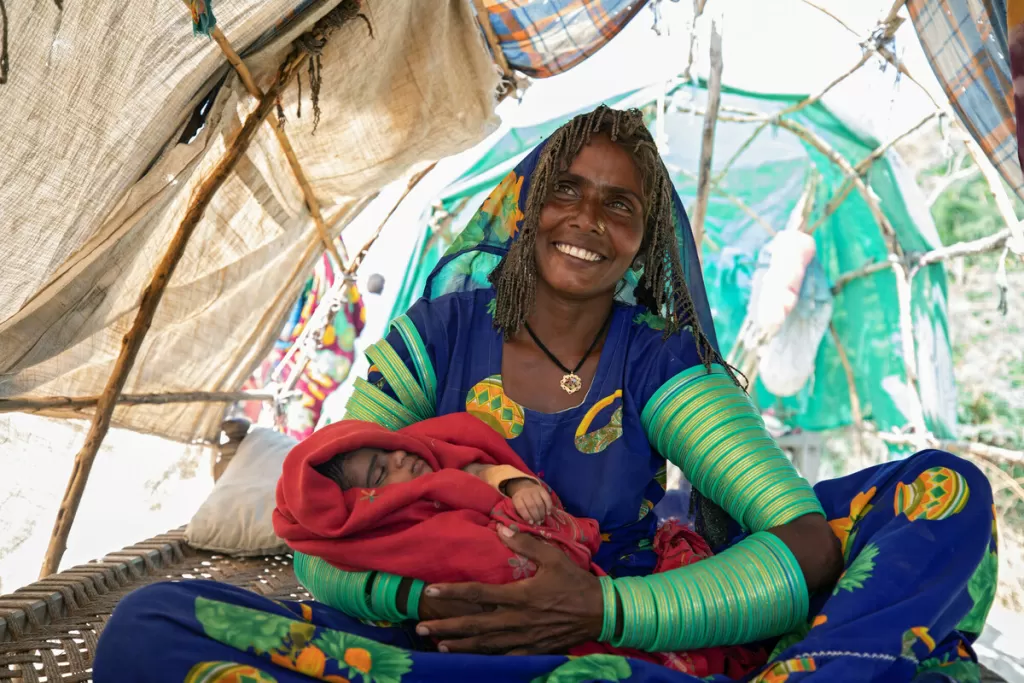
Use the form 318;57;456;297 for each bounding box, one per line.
555;243;603;262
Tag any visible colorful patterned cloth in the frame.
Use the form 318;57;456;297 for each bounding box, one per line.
94;125;996;683
908;0;1023;197
481;0;647;78
94;451;996;682
242;253;366;440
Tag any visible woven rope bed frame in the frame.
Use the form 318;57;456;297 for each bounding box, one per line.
0;529;307;682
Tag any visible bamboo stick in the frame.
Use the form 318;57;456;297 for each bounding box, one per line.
672;165;776;236
962;138;1024;250
779;52;871;117
833;228;1016;293
345;162;438;276
0;391;274;415
807;111;938;234
37;22;329;579
690;20;723;253
891;259;927;436
831;257;894;294
875;431;1024;466
205;22;349;266
270;162;438;390
829;323;863;428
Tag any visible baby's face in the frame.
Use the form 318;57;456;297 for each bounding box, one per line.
341;447;430;489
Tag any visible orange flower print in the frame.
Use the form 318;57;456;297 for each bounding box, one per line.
829;486;876;557
360;489;378;503
812;614;828;628
300;602;314;622
479;172;525;241
295;646;328;677
343;647;372;674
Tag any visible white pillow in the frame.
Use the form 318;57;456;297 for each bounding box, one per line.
185;427;298;556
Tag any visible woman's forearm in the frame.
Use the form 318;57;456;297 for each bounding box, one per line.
629;364;840;650
293;551;423;621
601;531;808;651
770;513;843;594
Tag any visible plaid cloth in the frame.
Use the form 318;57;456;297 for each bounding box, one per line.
908;0;1023;198
480;0;647;78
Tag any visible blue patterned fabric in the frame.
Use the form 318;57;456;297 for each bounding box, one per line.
93;451;996;682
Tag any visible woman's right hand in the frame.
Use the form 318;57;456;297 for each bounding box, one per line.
418;591;487;620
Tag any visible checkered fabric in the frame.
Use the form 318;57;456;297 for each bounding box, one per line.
908;0;1023;198
480;0;647;78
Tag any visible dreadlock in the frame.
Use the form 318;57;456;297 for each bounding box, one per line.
488;105;738;384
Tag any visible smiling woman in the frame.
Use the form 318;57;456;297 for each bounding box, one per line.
93;107;997;683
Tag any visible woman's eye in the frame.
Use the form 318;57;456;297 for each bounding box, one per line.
609;199;632;212
554;182;577;196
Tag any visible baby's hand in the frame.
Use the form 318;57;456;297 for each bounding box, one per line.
506;479;553;525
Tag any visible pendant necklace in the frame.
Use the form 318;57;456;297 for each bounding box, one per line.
523;311;613;395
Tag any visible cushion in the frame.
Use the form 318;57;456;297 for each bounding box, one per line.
185;427;299;556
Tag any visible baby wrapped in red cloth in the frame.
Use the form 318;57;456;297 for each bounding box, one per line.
273;413;765;678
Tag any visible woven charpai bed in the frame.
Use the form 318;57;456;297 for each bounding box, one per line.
0;529;307;682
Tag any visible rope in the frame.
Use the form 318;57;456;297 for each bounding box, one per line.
293;0;373;131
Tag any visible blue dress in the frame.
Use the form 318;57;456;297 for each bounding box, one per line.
92;124;998;683
369;289;710;578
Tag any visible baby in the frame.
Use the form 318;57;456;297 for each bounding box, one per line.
314;445;555;525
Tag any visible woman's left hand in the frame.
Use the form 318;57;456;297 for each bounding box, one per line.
415;524;604;655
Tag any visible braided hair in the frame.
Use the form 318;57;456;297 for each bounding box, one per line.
488;105;736;382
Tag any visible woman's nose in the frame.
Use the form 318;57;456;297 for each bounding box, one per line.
571;197;601;232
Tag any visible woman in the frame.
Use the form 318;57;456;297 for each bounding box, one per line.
94;107;996;683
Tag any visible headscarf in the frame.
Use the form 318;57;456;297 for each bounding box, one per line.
422;119;719;349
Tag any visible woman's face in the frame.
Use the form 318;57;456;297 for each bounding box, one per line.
533;133;646;301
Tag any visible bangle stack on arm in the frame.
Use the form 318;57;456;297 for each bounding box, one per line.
598;364;824;651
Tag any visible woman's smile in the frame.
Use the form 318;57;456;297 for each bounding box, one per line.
552;241;606;263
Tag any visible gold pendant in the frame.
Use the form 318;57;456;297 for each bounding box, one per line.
560;373;582;394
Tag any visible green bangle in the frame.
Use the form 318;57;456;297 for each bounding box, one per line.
598;576;619;643
609;531;808;651
641;364;825;532
405;579;426;620
370;573;405;623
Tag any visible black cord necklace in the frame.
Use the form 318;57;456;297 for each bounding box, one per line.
523;311;613;395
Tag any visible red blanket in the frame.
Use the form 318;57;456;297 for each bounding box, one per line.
273;413;599;583
273;414;765;679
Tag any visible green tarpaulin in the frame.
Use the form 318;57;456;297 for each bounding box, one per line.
389;82;955;438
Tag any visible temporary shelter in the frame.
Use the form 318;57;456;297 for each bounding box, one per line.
0;0;1021;680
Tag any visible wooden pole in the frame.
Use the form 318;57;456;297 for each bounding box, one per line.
832;228;1016;294
0;390;274;415
38;40;313;579
690;19;723;253
206;23;349;266
345;162;438;276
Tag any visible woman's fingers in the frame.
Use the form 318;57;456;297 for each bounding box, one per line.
424;578;526;607
417;594;485;621
435;630;535;655
418;607;534;640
